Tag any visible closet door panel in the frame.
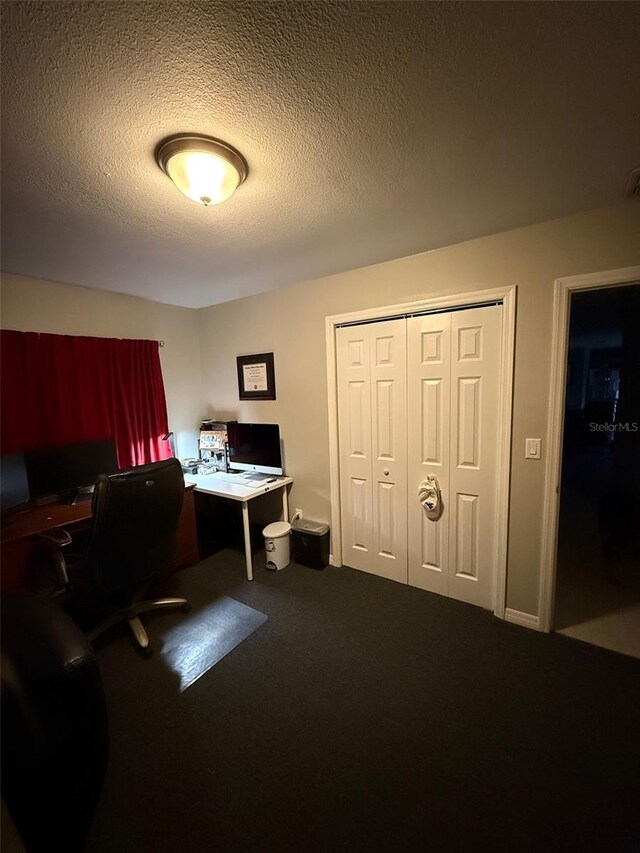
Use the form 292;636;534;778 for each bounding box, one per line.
337;327;374;573
449;305;501;608
370;320;407;582
407;314;451;595
337;320;407;582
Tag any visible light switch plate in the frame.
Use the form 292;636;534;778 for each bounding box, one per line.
525;438;542;460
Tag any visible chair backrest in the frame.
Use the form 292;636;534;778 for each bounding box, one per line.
85;458;184;598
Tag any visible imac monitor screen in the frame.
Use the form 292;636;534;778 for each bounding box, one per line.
25;438;119;500
1;452;30;514
227;423;282;475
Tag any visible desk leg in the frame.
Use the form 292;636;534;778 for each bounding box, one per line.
282;486;289;523
242;502;253;581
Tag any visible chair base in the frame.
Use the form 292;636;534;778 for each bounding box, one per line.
88;597;190;650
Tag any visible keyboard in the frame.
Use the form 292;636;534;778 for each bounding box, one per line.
213;473;250;485
212;472;280;488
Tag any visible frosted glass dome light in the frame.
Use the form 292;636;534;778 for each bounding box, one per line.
156;134;248;206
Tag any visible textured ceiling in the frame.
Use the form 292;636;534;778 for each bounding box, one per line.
1;1;639;309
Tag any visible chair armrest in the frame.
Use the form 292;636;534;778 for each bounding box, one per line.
37;529;73;587
38;529;73;548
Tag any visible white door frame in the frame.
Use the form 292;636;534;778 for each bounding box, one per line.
326;285;517;618
538;265;640;632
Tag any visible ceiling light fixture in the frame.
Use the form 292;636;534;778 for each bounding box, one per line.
156;134;248;206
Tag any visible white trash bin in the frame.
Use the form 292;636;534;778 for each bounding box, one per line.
263;521;291;571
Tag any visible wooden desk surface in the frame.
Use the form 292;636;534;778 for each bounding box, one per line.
1;500;93;544
1;482;196;546
1;483;199;591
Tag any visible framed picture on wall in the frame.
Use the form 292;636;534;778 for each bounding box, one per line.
237;352;276;400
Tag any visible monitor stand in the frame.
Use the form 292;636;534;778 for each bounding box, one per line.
242;472;275;483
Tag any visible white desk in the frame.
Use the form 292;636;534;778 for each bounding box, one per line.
183;473;293;581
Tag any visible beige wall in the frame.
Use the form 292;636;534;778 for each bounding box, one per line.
0;273;202;458
197;202;640;616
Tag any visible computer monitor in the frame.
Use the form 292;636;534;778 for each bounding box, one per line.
0;452;30;514
25;438;119;501
227;423;282;475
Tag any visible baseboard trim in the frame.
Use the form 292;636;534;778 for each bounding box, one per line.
504;608;541;631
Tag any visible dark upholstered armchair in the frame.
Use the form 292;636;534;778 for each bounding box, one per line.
60;458;191;655
1;594;109;852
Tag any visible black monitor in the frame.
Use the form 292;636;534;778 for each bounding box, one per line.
1;452;30;514
25;438;119;501
227;423;282;475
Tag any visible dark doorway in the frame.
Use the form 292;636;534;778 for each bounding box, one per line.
554;283;640;657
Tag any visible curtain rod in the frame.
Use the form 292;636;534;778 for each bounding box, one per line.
5;330;167;347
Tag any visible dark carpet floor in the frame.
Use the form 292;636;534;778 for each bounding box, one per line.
86;549;640;853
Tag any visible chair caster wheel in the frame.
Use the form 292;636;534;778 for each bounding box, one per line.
181;603;192;614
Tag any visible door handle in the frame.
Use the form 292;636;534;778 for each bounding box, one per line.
418;475;442;519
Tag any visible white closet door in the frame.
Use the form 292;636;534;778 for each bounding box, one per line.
337;326;374;573
338;304;501;608
370;320;408;582
407;313;452;595
448;305;501;608
337;320;407;582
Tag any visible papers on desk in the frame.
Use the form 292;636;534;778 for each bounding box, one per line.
198;464;220;475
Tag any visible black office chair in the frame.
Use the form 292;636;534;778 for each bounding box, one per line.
1;594;109;852
56;458;190;655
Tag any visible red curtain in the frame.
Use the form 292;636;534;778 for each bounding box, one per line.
1;331;171;468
